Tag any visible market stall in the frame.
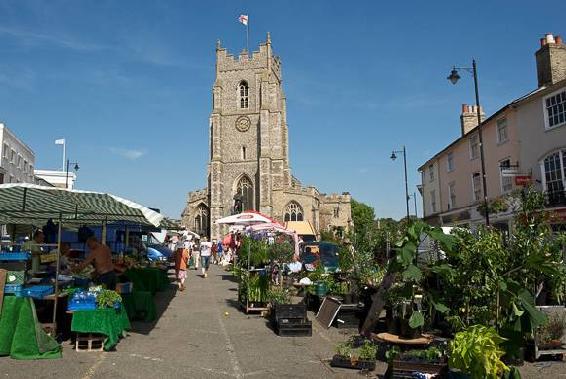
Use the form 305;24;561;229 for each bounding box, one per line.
0;183;165;357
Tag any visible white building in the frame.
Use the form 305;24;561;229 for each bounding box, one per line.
34;169;77;190
0;123;35;185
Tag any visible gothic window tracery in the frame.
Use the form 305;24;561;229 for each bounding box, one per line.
239;81;249;109
194;205;209;236
284;201;304;222
237;175;254;211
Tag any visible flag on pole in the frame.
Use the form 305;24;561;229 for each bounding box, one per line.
55;138;65;145
238;14;248;26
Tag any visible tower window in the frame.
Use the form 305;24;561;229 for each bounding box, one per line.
242;146;247;160
239;81;249;109
237;175;254;211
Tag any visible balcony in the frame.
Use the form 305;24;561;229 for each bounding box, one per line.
545;190;566;208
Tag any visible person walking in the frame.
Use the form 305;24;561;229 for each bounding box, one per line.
174;239;189;291
200;238;212;278
192;239;200;270
211;240;218;265
217;240;223;265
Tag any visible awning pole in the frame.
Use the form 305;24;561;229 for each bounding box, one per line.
52;213;62;335
102;217;108;245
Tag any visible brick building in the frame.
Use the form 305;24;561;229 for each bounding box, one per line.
182;34;352;239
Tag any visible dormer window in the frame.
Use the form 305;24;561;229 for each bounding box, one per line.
239;81;249;109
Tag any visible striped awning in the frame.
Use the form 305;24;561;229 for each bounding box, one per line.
0;183;164;227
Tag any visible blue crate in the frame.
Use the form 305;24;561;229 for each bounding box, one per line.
0;252;31;261
3;284;23;296
68;301;97;311
21;285;54;299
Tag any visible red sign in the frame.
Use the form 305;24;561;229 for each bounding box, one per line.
515;175;532;186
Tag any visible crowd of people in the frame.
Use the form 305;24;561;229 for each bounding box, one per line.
169;232;243;292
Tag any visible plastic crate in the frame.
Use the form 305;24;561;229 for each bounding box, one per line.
4;284;23;296
21;285;54;299
40;253;57;263
68;301;97;311
0;252;31;261
5;271;25;285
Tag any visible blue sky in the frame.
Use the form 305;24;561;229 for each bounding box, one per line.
0;1;564;219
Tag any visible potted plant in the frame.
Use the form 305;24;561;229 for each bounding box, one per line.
331;339;377;371
535;311;566;350
448;325;509;379
387;346;448;378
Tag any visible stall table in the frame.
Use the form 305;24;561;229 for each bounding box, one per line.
71;307;131;351
122;291;157;322
0;296;61;360
124;267;170;294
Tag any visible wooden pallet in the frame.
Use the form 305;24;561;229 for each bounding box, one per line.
75;333;105;352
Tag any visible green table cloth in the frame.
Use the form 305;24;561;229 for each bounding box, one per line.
122;291;157;322
0;296;61;360
124;268;170;294
71;307;131;351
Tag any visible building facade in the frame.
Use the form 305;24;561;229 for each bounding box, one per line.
34;169;77;189
419;33;566;231
0;123;35;185
182;34;352;239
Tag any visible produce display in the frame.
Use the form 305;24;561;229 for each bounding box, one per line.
67;286;123;311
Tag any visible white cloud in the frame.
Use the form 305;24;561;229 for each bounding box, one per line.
109;147;145;160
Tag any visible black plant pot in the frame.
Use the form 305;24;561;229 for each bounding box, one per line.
343;293;353;304
385;309;400;334
399;318;421;339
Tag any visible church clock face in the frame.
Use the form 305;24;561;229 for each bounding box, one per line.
235;116;251;132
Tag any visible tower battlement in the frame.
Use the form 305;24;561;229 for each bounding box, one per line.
216;34;281;78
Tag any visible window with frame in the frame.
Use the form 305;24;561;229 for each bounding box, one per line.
430;190;437;213
2;144;8;158
428;164;434;182
497;118;508;143
499;159;513;193
10;150;15;163
469;134;479;160
194;205;209;236
333;207;340;218
284;201;304;222
472;172;482;201
239;81;249;109
237;175;254;211
448;182;456;209
447;152;455;172
542;150;566;196
544;90;566;129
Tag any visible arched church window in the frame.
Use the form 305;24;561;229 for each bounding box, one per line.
239;81;249;109
237;175;254;211
194;205;209;236
284;201;304;222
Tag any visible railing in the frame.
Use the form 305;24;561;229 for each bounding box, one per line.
545;190;566;208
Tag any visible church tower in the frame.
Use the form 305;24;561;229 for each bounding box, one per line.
208;33;291;238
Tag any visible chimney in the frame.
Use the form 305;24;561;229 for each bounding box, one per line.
535;33;566;87
460;104;485;136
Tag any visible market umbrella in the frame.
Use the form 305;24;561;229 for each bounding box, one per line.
214;211;272;225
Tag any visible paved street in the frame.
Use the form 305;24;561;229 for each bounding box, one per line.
1;267;385;378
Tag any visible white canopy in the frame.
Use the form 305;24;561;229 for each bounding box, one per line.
0;183;164;227
215;211;273;225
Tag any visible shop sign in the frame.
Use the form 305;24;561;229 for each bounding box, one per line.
515;175;532;186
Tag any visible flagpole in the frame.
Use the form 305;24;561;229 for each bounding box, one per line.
246;23;249;53
62;141;66;172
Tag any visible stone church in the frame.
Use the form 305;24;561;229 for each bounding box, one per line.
182;33;352;240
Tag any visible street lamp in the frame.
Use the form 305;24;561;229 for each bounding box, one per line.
447;60;490;226
65;160;79;189
390;146;410;222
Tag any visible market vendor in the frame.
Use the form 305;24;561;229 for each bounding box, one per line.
22;230;44;274
49;242;73;273
75;236;116;290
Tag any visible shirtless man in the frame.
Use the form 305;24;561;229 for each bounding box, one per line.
76;236;116;290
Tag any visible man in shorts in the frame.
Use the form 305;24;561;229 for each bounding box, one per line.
199;238;213;278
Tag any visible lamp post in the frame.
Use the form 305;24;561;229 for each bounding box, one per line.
390;146;410;222
447;60;490;226
65;160;79;189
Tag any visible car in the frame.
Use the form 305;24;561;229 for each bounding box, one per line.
300;241;340;272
